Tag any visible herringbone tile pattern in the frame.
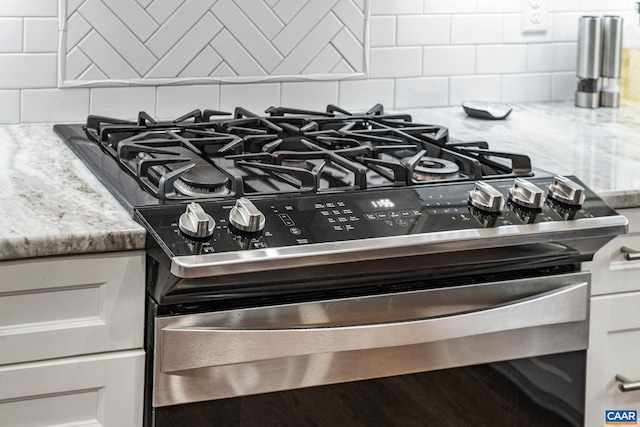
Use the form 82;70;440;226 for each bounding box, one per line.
61;0;368;86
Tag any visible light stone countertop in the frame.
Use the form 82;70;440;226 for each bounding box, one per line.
1;101;639;261
400;101;640;209
0;125;145;261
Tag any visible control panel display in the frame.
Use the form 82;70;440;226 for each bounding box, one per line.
134;176;619;258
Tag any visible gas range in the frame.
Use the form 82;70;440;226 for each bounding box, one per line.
55;104;627;426
54;104;626;306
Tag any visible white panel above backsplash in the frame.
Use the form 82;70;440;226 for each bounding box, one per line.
58;0;369;87
0;0;636;123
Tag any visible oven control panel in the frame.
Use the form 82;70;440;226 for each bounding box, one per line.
135;175;619;257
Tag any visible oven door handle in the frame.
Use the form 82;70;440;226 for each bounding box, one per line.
159;280;588;373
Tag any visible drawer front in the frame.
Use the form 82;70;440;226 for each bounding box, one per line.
586;291;640;425
0;350;145;427
0;251;145;365
586;208;640;296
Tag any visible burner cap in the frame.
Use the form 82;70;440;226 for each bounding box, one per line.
174;165;230;197
412;157;460;181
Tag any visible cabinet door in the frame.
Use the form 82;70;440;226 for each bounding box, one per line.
0;350;145;427
0;251;145;365
586;291;640;425
586;208;640;296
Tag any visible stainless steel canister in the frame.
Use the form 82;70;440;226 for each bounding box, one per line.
576;16;602;108
600;16;623;107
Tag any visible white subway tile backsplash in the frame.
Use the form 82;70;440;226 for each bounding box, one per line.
77;0;157;76
423;45;476;76
579;0;634;11
370;0;423;15
369;47;422;78
0;19;23;53
66;11;91;51
77;31;138;80
146;13;223;78
214;0;284;73
272;1;339;56
549;0;581;12
451;14;503;44
369;16;396;47
501;73;552;103
0;0;630;124
281;81;339;110
450;75;502;105
423;1;476;14
233;0;284;41
180;47;222;77
395;77;449;108
0;54;57;89
551;72;576;101
0;91;20;124
79;64;107;80
527;43;578;72
273;14;344;75
66;47;91;80
476;0;521;13
273;0;306;22
146;0;183;25
103;0;158;42
24;18;58;53
476;44;527;74
397;15;450;46
219;83;280;113
332;28;365;71
0;0;57;17
553;13;582;42
334;0;366;44
90;87;156;119
21;89;89;123
338;79;394;110
156;85;220;119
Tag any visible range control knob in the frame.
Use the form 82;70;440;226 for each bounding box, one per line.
469;181;505;213
508;178;545;209
548;176;585;206
229;197;266;233
178;202;215;239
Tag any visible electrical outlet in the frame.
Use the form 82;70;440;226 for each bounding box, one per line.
521;0;549;34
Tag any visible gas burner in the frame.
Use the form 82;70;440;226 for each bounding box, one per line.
412;157;460;181
174;166;231;197
79;104;533;202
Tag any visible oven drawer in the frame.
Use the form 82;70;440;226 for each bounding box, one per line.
0;350;144;427
0;251;145;365
153;271;591;407
587;208;640;296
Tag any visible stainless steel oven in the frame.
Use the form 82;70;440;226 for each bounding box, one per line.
53;104;627;426
151;271;590;425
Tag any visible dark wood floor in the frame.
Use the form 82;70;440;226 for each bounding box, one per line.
155;363;576;427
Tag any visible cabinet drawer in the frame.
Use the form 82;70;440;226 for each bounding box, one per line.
586;208;640;295
0;350;144;427
0;251;145;365
586;291;640;425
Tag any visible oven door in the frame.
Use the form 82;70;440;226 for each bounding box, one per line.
150;271;590;426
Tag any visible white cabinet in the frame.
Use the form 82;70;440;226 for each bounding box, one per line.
585;208;640;426
0;251;145;427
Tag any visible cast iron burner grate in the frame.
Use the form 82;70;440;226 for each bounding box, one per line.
84;104;532;200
